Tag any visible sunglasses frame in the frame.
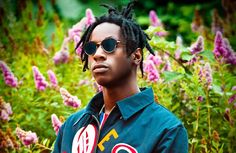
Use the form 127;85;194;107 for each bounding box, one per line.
83;37;121;56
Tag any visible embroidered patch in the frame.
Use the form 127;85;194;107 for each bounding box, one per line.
112;143;138;153
72;124;97;153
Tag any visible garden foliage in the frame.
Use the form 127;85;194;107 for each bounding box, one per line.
0;1;235;152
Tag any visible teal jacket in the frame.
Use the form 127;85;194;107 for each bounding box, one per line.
53;88;188;153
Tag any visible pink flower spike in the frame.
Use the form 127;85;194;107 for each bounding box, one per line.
68;17;87;40
198;63;212;89
232;86;236;91
2;102;13;115
32;66;48;91
144;60;160;82
86;8;95;27
213;31;227;59
228;94;236;104
60;88;81;108
47;70;58;87
190;36;204;55
175;35;183;59
0;61;18;87
16;127;38;147
147;53;162;66
0;109;10;121
149;10;161;27
53;37;70;65
51;114;62;135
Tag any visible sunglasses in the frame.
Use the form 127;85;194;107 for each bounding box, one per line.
83;37;121;55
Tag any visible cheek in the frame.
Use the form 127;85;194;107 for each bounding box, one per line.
88;57;93;69
111;56;132;73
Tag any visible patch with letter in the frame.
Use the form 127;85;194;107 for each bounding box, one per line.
72;124;97;153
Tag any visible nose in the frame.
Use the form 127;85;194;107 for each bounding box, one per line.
93;45;106;61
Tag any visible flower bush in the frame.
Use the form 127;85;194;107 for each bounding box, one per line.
0;1;235;152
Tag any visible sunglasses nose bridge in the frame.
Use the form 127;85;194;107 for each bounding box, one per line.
93;43;107;59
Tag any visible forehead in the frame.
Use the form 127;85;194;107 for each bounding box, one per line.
90;22;121;41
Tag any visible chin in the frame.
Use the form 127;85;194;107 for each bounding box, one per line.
94;76;110;87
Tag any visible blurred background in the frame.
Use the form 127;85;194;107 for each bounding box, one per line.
1;0;235;49
0;0;236;152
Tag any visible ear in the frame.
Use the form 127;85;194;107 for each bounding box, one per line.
131;48;142;66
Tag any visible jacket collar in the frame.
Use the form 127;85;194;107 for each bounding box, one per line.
116;87;154;120
85;87;154;120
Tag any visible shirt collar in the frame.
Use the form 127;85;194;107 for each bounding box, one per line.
116;87;154;120
86;87;154;120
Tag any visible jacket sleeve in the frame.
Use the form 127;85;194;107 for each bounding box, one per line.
52;123;65;153
155;125;188;153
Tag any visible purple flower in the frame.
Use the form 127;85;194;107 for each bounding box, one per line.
2;102;12;115
149;10;168;37
197;96;204;102
191;9;204;33
47;70;58;87
147;53;162;66
0;61;18;87
60;88;81;108
204;63;212;89
0;98;13;121
0;110;10;121
211;9;224;34
149;10;161;27
212;31;236;66
74;35;82;55
78;79;90;86
199;63;212;89
190;36;204;55
161;54;172;72
144;60;160;82
175;35;183;59
85;8;95;27
32;66;48;91
213;31;224;58
16;127;38;147
232;86;236;91
53;37;70;65
51;114;62;135
224;38;236;65
228;94;236;104
67;9;95;56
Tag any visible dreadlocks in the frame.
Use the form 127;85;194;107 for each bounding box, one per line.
75;1;155;76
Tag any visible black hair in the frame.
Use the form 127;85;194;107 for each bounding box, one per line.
75;1;155;77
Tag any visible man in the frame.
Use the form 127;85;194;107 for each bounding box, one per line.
53;2;188;153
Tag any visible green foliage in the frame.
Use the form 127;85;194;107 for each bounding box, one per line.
0;1;236;153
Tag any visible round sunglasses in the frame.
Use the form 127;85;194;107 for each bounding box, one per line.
83;37;121;55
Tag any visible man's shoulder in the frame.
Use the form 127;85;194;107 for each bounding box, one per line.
146;102;183;129
63;108;86;127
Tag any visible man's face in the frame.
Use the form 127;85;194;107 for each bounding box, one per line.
88;22;133;87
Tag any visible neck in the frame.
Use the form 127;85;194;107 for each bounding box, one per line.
102;78;140;114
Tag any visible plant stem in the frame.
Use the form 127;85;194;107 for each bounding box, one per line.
205;89;211;137
194;104;200;137
35;143;52;151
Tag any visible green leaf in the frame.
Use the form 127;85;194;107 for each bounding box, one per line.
199;50;215;62
181;52;195;61
212;84;223;96
163;71;184;82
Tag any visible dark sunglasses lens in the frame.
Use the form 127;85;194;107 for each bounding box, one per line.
102;38;117;52
84;42;96;55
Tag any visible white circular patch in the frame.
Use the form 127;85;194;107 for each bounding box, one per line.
112;143;138;153
72;124;97;153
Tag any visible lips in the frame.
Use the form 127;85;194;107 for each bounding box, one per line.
92;63;109;73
